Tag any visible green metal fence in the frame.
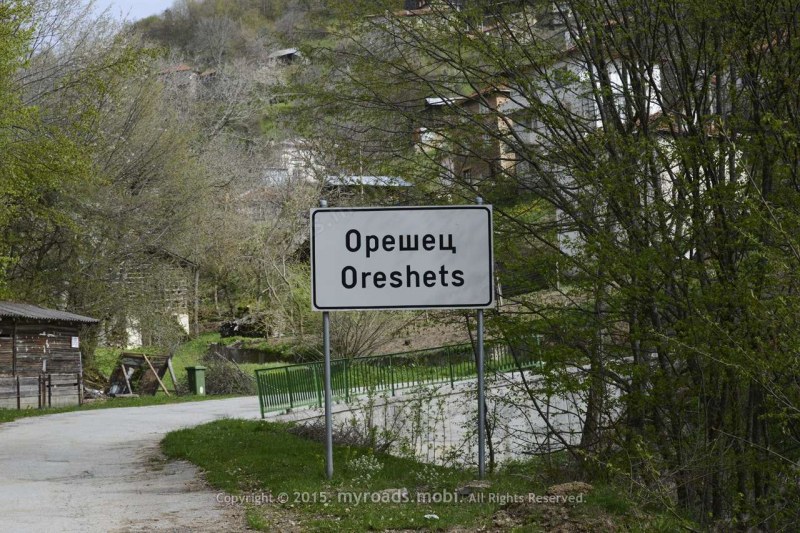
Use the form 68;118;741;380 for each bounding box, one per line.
255;339;541;417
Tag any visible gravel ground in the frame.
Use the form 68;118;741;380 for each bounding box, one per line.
0;397;262;533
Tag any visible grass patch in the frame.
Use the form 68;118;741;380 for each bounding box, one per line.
162;419;685;531
238;362;289;375
0;394;236;425
163;419;490;531
152;333;294;389
93;346;123;377
171;332;223;376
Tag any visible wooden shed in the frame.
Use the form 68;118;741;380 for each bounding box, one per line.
0;302;98;409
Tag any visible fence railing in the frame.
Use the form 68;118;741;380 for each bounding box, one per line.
255;340;541;417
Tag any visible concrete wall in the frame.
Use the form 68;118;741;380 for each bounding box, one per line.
282;370;597;467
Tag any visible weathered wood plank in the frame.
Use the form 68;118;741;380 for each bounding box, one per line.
142;354;170;396
167;358;179;394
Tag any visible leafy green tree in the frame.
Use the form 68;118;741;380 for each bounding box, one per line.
0;0;90;299
294;0;800;527
1;1;227;356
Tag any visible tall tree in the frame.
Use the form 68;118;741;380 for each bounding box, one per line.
296;0;800;527
0;0;90;299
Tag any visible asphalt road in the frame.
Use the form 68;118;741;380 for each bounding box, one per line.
0;397;261;532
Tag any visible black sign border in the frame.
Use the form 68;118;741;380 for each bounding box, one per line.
311;206;494;311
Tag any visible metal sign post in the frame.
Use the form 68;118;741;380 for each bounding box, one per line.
476;197;486;479
320;199;334;480
323;310;333;480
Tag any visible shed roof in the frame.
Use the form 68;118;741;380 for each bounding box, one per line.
268;48;300;59
0;302;99;324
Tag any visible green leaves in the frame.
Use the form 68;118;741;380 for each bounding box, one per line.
293;0;800;527
0;1;87;288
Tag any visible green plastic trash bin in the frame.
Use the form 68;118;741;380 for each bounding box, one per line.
186;366;207;395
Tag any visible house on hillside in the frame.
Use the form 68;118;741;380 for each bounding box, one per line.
401;0;465;12
412;8;666;257
117;249;199;349
0;302;98;409
158;63;199;98
325;174;414;205
419;87;515;187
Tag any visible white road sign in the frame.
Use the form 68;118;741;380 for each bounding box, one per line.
311;206;494;310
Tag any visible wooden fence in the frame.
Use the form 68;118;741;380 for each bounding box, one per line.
0;373;82;410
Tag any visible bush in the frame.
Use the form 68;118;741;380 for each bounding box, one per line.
201;351;256;395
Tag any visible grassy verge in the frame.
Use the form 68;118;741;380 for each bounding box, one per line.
237;362;289;375
171;332;223;375
162;419;686;532
0;394;237;425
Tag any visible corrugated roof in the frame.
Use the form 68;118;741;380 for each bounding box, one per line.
268;48;300;59
426;96;463;106
326;175;412;187
0;302;99;324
